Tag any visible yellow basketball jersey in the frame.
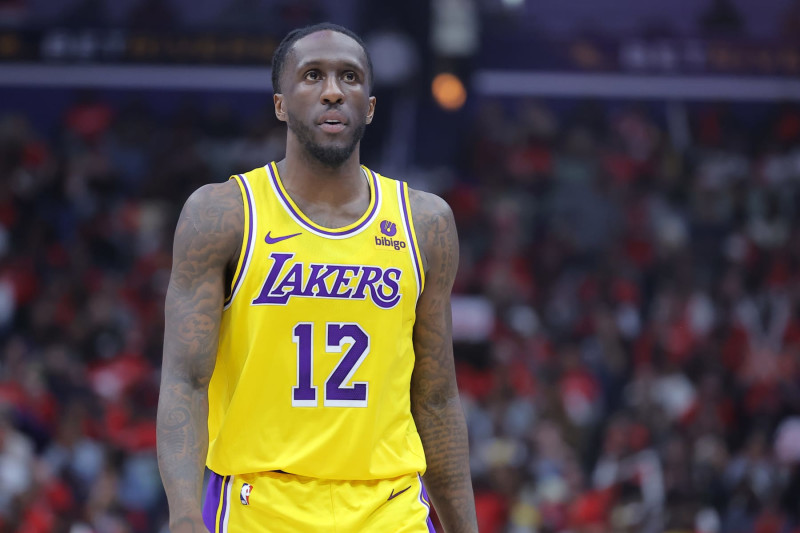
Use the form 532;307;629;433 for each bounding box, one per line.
207;162;427;481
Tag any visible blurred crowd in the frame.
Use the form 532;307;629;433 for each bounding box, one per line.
453;99;800;533
0;94;286;532
1;92;800;533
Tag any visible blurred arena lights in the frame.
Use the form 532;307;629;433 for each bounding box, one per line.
431;72;467;111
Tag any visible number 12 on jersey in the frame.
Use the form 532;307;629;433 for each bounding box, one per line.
292;323;370;408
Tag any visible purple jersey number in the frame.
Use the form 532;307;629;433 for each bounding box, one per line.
291;323;317;407
291;322;369;408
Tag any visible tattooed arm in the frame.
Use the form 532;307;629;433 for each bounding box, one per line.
409;190;478;533
157;181;243;533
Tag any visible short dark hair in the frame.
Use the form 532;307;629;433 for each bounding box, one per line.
271;22;373;94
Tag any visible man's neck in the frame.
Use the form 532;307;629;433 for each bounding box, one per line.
277;144;367;208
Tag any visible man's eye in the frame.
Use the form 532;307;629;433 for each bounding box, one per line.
343;72;356;82
305;71;320;80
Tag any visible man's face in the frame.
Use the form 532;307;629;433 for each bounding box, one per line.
274;30;376;168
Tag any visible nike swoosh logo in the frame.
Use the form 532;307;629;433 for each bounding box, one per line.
265;231;301;244
387;486;412;501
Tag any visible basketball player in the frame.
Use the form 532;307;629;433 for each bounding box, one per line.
157;23;478;532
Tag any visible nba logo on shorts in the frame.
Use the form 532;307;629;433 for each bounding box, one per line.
240;483;252;505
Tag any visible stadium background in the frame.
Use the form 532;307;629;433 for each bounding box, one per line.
2;0;800;531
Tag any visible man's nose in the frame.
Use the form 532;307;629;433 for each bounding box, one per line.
321;76;344;105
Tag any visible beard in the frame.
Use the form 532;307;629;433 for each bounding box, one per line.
287;111;366;168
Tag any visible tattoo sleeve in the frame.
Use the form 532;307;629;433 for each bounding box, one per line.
157;181;243;529
410;190;478;533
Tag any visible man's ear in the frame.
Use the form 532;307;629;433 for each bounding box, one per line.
366;96;376;125
274;93;287;122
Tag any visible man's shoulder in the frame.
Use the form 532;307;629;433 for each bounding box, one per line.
176;179;244;251
185;179;241;209
407;188;452;221
183;180;243;223
364;168;451;221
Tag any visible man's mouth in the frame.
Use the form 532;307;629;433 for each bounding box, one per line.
319;119;346;133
